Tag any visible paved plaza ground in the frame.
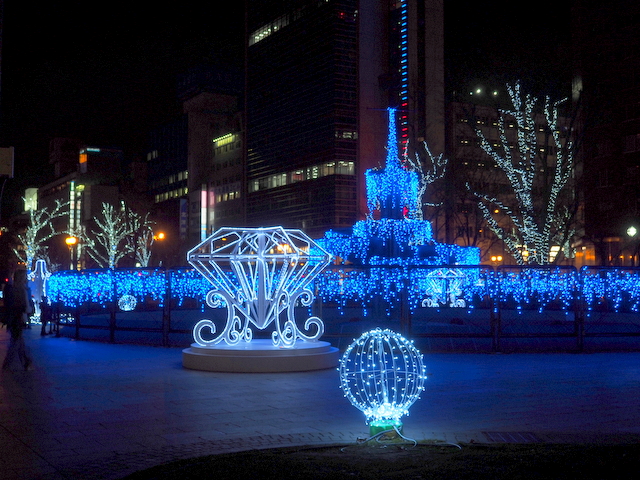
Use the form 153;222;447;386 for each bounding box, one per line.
1;327;640;479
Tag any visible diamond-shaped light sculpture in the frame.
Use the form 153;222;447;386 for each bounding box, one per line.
187;227;332;348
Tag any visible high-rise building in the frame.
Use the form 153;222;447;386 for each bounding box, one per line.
38;143;124;269
245;0;444;238
573;0;640;265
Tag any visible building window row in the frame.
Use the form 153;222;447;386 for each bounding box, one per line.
335;130;358;139
214;181;242;204
458;137;560;155
249;161;355;193
216;190;241;203
154;186;188;203
249;14;291;46
215;158;242;170
213;133;242;156
623;133;640;153
457;114;562;135
150;170;188;190
248;0;330;46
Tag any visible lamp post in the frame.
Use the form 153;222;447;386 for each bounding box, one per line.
627;226;638;266
153;231;166;266
65;236;78;270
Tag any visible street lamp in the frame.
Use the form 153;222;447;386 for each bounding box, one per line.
65;236;78;270
153;231;166;266
626;226;638;266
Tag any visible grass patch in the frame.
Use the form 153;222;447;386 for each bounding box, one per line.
122;442;640;479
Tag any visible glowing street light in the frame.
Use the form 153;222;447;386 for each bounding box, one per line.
65;236;78;270
627;226;639;266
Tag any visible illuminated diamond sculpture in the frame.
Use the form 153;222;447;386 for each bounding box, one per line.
422;268;467;308
187;226;332;348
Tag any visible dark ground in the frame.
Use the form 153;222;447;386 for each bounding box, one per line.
122;441;640;480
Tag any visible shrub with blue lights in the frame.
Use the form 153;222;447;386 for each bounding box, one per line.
47;268;211;311
316;108;480;314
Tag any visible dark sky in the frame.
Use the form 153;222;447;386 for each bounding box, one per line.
0;1;244;211
0;0;570;217
444;0;572;96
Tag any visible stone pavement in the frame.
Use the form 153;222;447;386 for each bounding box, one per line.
1;328;640;480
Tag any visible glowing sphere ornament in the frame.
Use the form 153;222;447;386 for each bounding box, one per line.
339;328;426;436
118;294;138;312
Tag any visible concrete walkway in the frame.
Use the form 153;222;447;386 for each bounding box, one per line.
1;328;640;480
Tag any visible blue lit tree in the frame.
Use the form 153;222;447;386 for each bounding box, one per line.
469;82;578;265
318;109;480;314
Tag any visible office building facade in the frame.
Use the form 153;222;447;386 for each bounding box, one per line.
245;0;444;238
573;0;640;264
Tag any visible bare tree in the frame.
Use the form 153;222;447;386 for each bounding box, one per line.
86;202;150;269
403;140;448;216
14;200;69;274
468;82;579;265
134;221;155;267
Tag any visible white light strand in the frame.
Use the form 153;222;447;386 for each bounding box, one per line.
470;81;575;265
339;328;426;425
187;226;332;348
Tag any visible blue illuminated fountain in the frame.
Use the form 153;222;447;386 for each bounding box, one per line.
316;108;480;313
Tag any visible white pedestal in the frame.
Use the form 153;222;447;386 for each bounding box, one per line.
182;339;339;373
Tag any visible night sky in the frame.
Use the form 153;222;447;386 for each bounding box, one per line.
0;0;570;217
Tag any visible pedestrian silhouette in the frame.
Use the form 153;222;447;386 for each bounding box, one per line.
40;295;52;336
2;269;33;370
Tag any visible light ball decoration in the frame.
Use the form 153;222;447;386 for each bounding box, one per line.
118;294;138;312
339;328;426;434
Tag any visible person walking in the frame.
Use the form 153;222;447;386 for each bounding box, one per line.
2;269;33;370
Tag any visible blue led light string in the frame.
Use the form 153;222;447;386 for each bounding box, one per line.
398;0;409;141
581;267;640;313
45;266;640;318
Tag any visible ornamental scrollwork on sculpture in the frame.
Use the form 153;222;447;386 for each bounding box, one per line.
188;227;332;348
421;268;467;308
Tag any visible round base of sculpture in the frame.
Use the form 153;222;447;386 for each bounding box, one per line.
369;420;403;438
182;339;339;373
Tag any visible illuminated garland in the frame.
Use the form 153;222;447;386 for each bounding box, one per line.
47;268;210;310
495;267;578;313
581;268;640;313
315;266;485;314
45;267;640;315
